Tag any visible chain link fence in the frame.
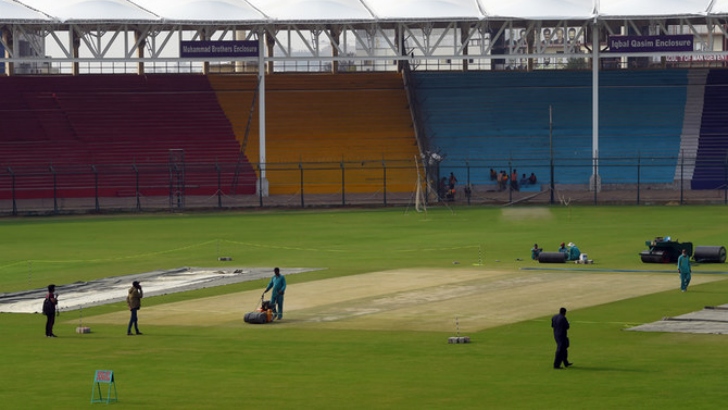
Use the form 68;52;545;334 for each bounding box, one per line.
2;156;728;215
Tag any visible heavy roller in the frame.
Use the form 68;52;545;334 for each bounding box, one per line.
639;237;692;264
693;246;727;263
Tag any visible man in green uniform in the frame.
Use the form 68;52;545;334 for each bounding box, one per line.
567;242;581;261
677;248;692;292
531;243;542;260
263;267;287;320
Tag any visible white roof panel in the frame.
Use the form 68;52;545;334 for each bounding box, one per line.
705;0;728;15
18;0;159;22
482;0;595;20
4;0;728;23
132;0;265;22
0;0;53;21
365;0;482;20
598;0;710;18
248;0;373;21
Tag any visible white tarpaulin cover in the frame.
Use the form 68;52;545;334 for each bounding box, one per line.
6;0;728;23
0;267;318;314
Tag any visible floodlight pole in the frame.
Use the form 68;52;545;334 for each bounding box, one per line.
258;31;269;197
549;105;554;205
591;22;601;194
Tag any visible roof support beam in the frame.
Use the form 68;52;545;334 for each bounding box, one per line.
0;18;727;75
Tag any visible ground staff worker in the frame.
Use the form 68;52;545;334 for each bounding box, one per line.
551;307;573;369
44;284;59;337
263;267;287;320
677;248;692;292
127;281;143;335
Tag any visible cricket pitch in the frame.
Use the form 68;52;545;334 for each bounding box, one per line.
81;268;725;332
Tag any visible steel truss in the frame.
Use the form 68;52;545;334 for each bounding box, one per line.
2;17;728;72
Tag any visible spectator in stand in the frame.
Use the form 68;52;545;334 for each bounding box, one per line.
520;173;529;186
439;177;448;201
529;172;538;185
448;172;458;201
511;169;519;191
490;168;498;181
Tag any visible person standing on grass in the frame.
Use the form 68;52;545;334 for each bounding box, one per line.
127;281;143;335
44;284;59;337
551;307;572;369
677;248;692;292
263;267;286;321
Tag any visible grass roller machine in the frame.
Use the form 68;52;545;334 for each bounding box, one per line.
640;236;726;264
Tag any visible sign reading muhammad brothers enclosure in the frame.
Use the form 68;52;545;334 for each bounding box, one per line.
608;35;694;53
180;40;259;58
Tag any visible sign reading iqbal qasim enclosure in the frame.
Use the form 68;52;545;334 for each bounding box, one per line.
180;40;259;58
608;35;694;52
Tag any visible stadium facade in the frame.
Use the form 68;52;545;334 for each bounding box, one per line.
2;1;728;213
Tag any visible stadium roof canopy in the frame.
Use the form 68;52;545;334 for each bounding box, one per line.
3;0;728;72
2;0;728;24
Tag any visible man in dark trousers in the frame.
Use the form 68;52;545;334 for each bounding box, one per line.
551;307;572;369
44;284;59;337
126;281;143;335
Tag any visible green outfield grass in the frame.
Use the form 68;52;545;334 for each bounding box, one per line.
2;206;728;409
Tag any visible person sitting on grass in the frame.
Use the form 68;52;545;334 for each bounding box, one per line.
567;242;581;261
531;243;543;260
558;242;567;255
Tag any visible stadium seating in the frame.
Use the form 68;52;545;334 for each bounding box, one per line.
412;70;689;186
0;75;255;199
692;70;728;189
4;68;723;203
209;73;419;195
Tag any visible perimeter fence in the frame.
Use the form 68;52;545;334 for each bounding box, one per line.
1;155;728;216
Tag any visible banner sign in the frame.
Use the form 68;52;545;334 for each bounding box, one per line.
94;370;114;383
91;370;118;404
608;35;694;53
180;40;259;58
666;54;728;63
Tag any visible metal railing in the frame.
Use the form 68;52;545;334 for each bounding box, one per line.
1;156;727;216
